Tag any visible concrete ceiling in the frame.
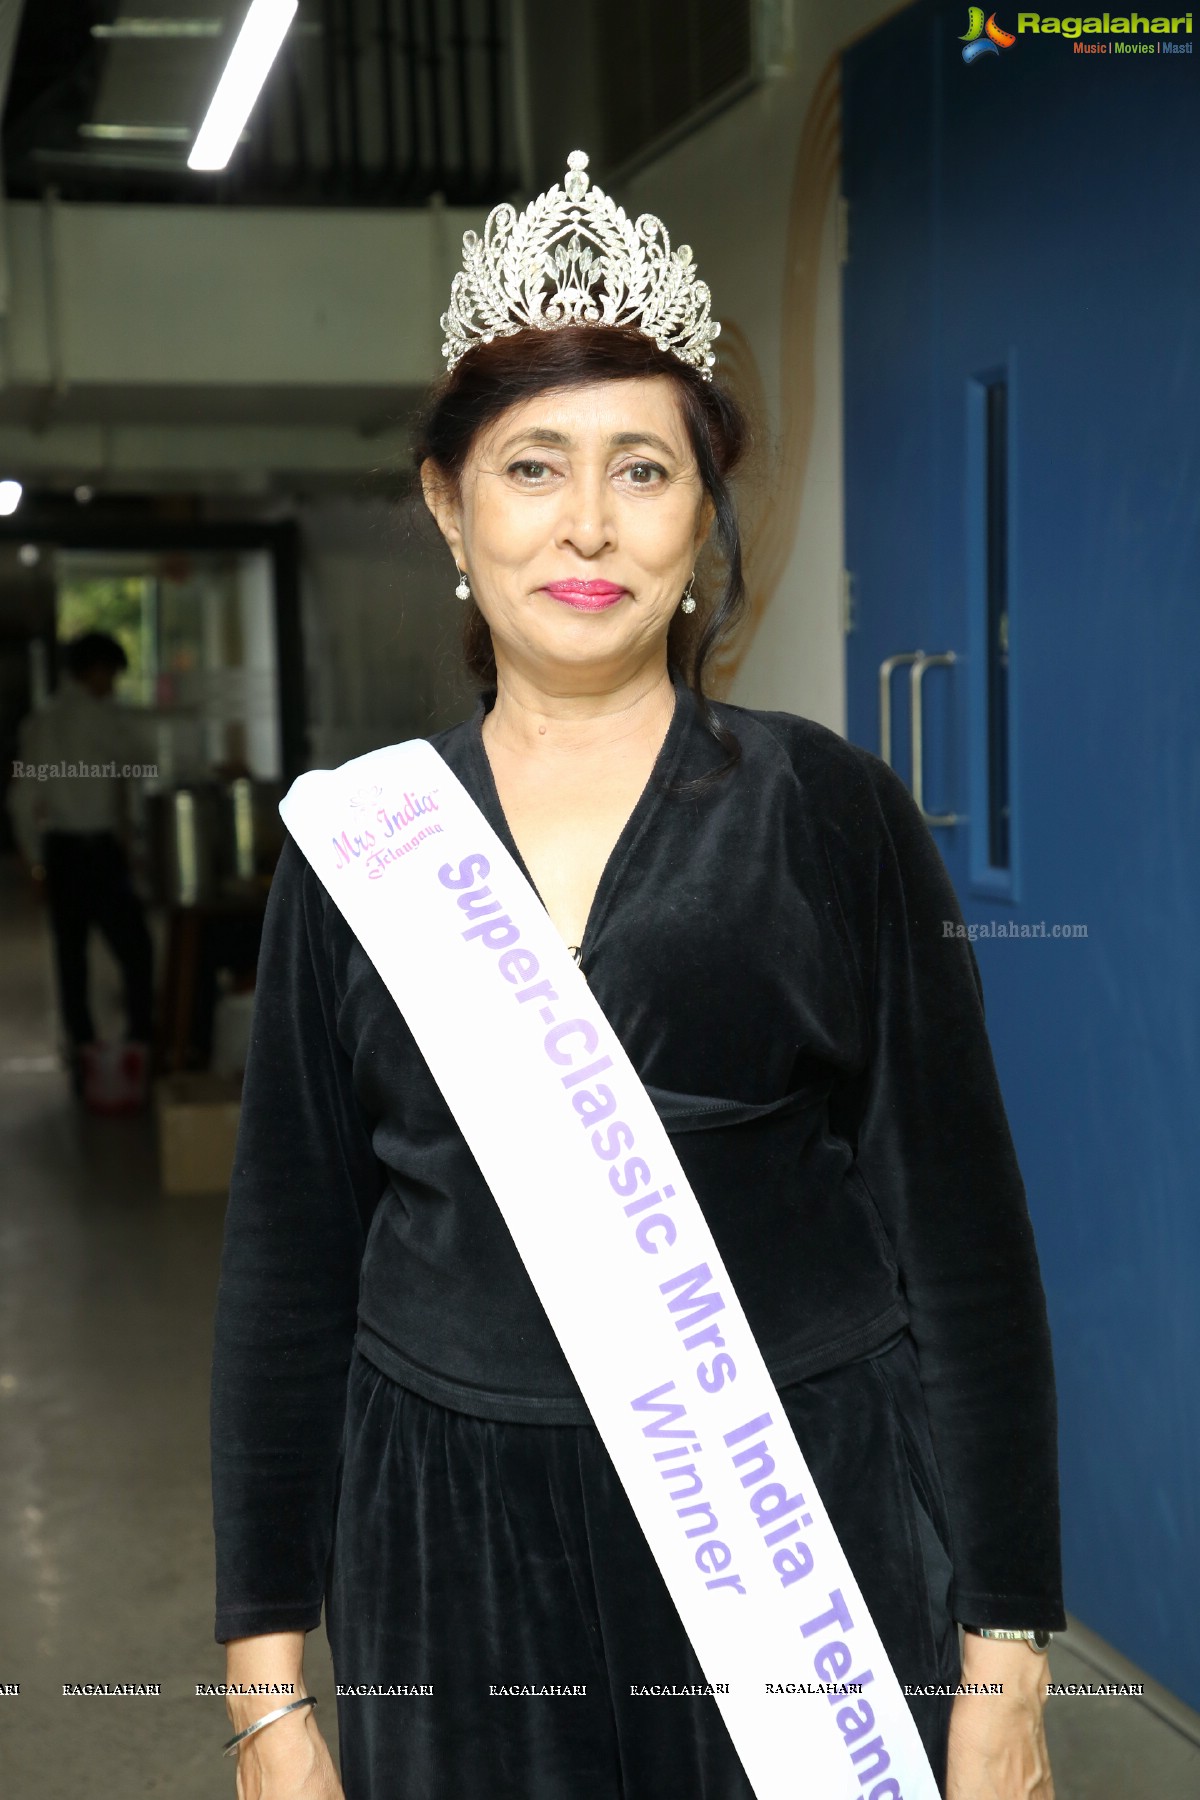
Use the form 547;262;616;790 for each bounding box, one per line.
0;378;426;432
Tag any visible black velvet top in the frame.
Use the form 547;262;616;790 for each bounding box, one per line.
210;675;1066;1644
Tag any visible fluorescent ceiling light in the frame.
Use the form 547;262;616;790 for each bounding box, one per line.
93;20;225;39
188;0;297;173
0;480;23;516
80;125;194;144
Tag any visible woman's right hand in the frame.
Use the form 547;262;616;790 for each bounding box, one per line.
233;1704;345;1799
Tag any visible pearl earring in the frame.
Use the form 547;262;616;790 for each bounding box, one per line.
455;568;471;601
680;572;696;615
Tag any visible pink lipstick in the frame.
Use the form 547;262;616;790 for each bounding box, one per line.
542;580;627;612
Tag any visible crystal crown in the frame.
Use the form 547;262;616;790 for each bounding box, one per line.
440;150;720;378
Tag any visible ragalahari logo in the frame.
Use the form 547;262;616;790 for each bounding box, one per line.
961;8;1018;59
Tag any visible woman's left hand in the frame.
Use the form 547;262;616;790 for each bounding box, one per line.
946;1636;1054;1799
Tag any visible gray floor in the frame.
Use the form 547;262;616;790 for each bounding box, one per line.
1;854;1197;1797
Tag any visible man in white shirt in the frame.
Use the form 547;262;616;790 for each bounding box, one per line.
7;632;156;1080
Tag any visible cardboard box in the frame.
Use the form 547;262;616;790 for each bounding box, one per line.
155;1073;243;1196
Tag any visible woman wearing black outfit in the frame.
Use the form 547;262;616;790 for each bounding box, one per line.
211;155;1064;1800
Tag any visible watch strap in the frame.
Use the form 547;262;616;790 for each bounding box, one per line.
962;1625;1055;1651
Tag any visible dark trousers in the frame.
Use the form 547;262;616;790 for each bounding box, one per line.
42;831;154;1046
327;1326;961;1799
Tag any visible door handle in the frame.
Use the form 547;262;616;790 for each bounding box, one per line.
877;651;922;767
910;651;963;827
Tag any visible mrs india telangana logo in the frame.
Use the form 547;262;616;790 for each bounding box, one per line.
961;8;1194;57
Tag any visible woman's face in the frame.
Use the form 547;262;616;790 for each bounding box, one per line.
423;374;712;690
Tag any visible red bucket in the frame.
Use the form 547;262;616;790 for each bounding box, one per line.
80;1041;149;1115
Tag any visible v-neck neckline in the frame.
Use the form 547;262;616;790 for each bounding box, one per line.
465;669;693;967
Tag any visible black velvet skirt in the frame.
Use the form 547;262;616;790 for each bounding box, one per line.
325;1325;962;1799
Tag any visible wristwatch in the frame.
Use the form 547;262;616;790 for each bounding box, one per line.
962;1625;1055;1652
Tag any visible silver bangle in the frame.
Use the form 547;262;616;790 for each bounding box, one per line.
221;1694;317;1756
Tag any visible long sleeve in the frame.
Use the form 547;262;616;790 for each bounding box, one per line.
210;831;387;1643
845;752;1066;1631
4;688;156;856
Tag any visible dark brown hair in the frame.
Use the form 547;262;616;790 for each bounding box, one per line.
413;324;750;772
63;631;129;677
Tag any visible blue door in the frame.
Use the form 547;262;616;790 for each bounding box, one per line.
843;2;1200;1705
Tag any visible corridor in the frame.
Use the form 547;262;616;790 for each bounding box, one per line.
0;858;339;1794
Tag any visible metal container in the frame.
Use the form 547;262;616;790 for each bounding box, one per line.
144;785;221;906
216;778;285;894
145;779;286;906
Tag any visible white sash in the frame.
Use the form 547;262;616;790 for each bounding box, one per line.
281;739;942;1800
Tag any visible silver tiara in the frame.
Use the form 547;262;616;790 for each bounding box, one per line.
440;150;720;378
